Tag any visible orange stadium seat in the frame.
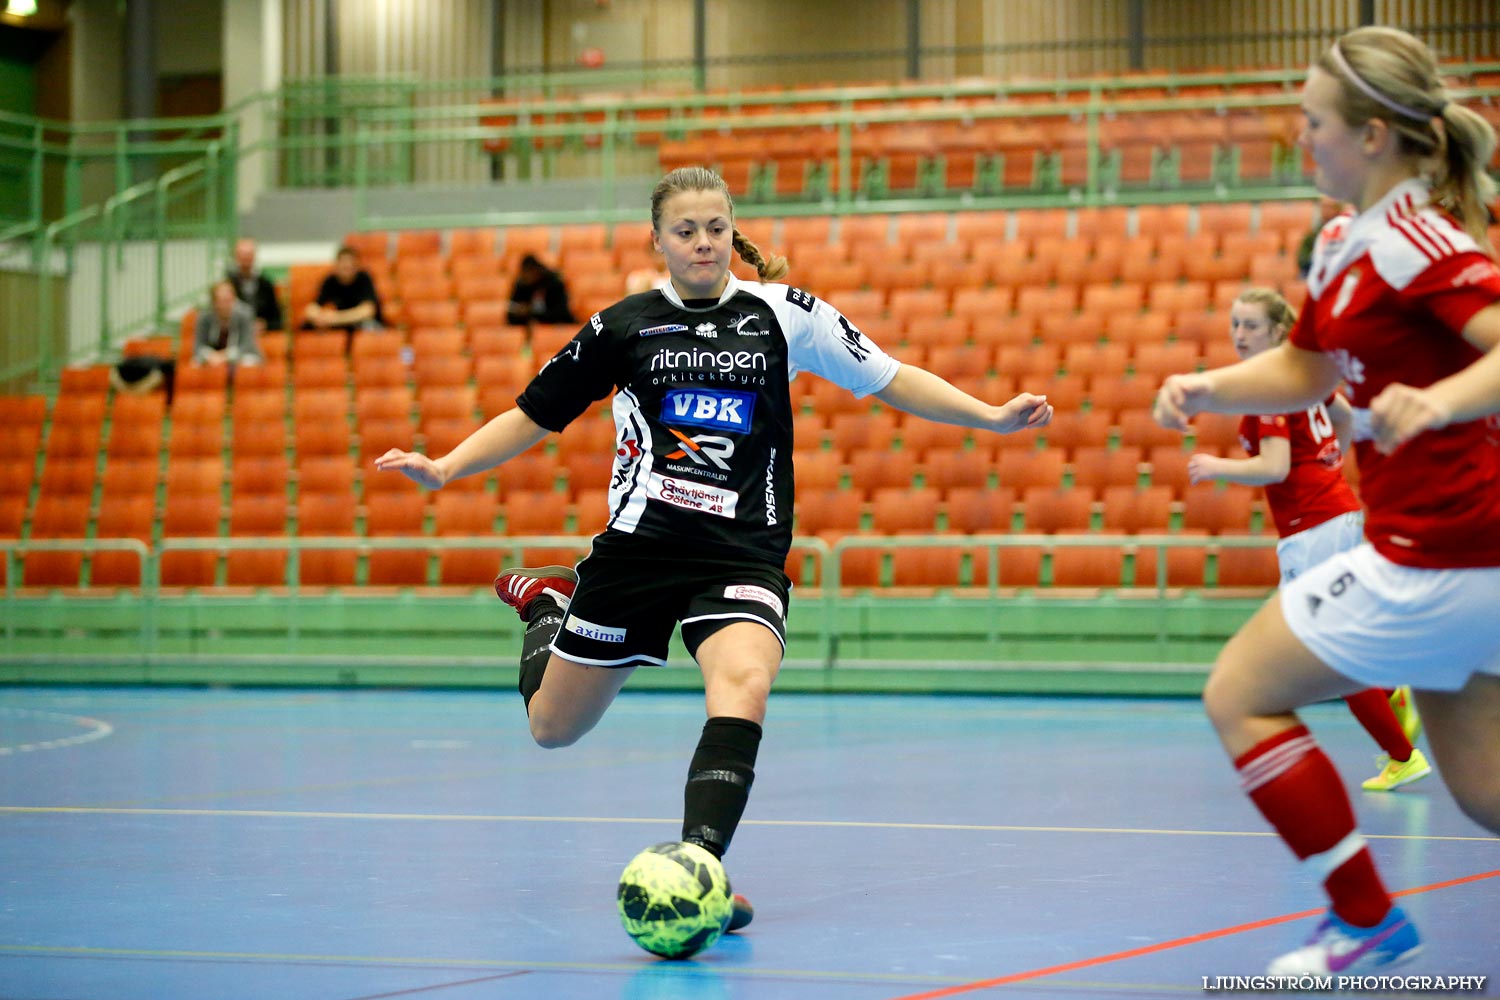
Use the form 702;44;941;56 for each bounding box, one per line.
793;450;842;491
1145;444;1192;495
0;457;36;499
1051;546;1124;587
230;419;288;461
295;420;353;461
292;357;349;391
503;489;569;535
1181;485;1258;535
418;385;478;426
794;489;863;540
350;331;403;363
1133;542;1208;588
977;545;1043;588
1101;485;1174;533
1087;376;1158;418
231;456;290;500
1071;446;1143;491
90;495;155;588
1037;405;1105;452
22;495;90;587
1215;545;1280;588
942;485;1014;536
57;365;112;398
869;486;941;533
413;355;472;390
42;423;102;462
1021;486;1095;533
167;422;223;461
296;492;359;587
434;491;504;586
37;457;97;499
159;492;221;587
0;394;46;427
923;448;991;493
449;229;497;257
232;390;286;425
365;493;429;586
1;425;43;458
889;547;966;588
354;387;414;427
1133;342;1201;380
226;496;291;586
298;456;357;496
997;449;1066;491
829;412;899;457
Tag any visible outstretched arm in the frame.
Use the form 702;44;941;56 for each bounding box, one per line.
374;407;551;488
1188;436;1290;486
1154;343;1341;430
873;363;1052;434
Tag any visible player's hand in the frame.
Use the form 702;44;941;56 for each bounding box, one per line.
1153;373;1213;432
1368;382;1451;455
1186;452;1222;485
373;448;445;489
993;393;1052;433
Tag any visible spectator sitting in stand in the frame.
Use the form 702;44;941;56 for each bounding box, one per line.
194;280;263;367
507;254;576;325
227;237;283;334
302;245;385;345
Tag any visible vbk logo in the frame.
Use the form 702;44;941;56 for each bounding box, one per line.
661;389;755;433
665;428;735;470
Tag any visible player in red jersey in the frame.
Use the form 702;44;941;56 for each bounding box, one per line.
1155;26;1500;975
1187;288;1428;792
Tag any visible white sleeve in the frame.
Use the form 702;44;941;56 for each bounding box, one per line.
765;284;900;398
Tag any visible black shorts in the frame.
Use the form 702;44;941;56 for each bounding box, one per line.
550;551;791;669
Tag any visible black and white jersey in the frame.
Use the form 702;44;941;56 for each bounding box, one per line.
516;274;900;568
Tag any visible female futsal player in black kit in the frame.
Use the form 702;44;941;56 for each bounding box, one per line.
375;166;1054;932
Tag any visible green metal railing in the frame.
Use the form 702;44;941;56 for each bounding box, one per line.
0;533;1273;677
5;61;1495;386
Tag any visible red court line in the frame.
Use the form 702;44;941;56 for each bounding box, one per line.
887;869;1500;1000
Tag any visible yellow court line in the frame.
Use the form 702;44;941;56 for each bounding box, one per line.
0;805;1495;842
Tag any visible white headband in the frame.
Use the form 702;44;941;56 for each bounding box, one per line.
1328;41;1445;122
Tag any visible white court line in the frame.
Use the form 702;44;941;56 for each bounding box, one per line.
0;805;1493;842
0;708;114;756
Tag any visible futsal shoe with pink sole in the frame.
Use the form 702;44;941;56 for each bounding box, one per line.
493;565;577;621
1268;906;1420;974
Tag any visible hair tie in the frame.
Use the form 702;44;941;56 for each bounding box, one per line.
1328;40;1439;122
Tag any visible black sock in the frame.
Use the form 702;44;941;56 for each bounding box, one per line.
518;600;564;713
682;716;762;859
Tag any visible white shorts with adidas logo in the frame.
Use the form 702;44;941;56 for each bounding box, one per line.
1280;542;1500;692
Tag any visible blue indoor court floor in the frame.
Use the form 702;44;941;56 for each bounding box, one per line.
1;685;1496;1000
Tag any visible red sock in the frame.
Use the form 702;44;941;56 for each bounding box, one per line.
1344;689;1412;761
1235;725;1392;927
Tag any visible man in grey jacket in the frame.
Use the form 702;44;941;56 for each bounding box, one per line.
194;280;264;366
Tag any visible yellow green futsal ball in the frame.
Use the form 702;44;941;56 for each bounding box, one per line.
616;841;734;959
